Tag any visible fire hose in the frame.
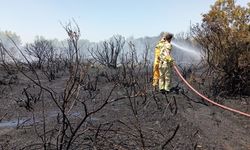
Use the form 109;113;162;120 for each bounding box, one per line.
173;64;250;118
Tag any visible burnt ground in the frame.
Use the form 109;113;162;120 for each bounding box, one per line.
0;67;249;150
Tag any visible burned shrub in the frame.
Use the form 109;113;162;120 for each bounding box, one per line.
191;0;250;96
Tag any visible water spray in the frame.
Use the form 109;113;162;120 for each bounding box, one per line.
172;42;201;58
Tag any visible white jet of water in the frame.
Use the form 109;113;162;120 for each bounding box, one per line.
172;42;201;58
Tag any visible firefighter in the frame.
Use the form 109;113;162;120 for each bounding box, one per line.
158;32;174;93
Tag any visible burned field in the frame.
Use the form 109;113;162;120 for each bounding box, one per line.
0;62;249;150
0;13;250;149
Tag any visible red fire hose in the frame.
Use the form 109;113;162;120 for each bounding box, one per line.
173;64;250;118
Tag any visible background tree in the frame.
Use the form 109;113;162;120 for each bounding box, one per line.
89;35;125;68
25;37;53;69
191;0;250;96
0;30;21;50
0;31;21;74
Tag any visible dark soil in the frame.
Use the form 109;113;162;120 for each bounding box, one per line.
0;67;249;150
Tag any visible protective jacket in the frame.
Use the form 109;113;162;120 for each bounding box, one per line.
159;41;173;64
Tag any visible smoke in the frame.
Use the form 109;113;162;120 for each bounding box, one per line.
121;36;203;66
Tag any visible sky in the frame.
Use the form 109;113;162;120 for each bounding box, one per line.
0;0;248;44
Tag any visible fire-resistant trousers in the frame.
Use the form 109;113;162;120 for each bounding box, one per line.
159;63;172;91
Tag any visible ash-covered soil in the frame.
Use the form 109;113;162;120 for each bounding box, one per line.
0;67;249;150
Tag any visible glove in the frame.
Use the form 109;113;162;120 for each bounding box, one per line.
165;55;174;67
165;55;173;63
